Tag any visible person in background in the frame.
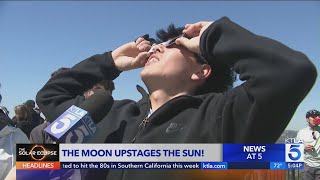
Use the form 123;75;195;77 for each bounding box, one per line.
28;67;115;180
29;80;115;144
297;109;320;180
30;67;115;144
24;100;44;126
29;67;71;144
0;94;13;126
14;105;34;138
0;106;14;127
83;80;115;98
0;110;29;180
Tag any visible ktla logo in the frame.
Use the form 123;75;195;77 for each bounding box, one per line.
17;144;59;161
285;144;304;162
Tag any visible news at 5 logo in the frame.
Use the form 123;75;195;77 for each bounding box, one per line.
285;144;304;162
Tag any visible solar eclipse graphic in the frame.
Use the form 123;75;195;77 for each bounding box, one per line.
16;144;60;170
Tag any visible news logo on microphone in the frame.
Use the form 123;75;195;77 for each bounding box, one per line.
44;105;96;143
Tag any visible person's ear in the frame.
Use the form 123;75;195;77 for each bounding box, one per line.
191;64;212;81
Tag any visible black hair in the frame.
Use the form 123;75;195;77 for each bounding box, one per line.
24;100;35;108
155;24;236;94
306;109;320;118
97;80;115;92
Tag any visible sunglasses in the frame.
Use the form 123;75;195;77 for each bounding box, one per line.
148;34;208;65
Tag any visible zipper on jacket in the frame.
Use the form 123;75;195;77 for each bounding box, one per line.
131;95;201;143
131;117;150;143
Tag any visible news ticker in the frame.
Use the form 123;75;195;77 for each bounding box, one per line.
16;142;304;170
56;162;303;170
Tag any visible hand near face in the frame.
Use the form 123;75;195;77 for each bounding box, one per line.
176;21;213;54
305;144;315;151
112;35;152;71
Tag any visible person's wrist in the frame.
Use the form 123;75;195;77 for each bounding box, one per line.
111;50;125;71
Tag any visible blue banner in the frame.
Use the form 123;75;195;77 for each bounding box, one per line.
201;162;228;170
223;144;285;162
286;162;304;170
228;162;270;169
270;162;304;170
61;162;201;169
270;162;287;170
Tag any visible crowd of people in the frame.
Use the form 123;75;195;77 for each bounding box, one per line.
0;67;115;180
0;16;318;180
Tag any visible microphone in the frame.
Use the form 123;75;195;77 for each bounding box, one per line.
44;90;113;143
314;117;320;125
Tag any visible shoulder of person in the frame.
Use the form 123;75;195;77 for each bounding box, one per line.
11;127;30;144
298;127;308;132
297;127;311;136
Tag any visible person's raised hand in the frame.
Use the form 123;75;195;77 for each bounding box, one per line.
175;21;213;54
112;34;153;71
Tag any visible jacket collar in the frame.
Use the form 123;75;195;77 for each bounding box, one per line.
136;85;149;100
135;85;205;124
136;85;209;101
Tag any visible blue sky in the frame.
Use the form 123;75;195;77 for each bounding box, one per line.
0;1;319;131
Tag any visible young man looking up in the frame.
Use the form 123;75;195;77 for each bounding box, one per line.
37;17;317;180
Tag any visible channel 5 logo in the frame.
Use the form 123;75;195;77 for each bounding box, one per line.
285;144;304;162
44;105;96;143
